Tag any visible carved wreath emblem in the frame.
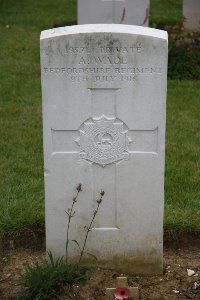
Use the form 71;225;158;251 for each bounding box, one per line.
76;115;131;166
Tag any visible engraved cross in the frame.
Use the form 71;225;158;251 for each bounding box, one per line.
51;87;158;231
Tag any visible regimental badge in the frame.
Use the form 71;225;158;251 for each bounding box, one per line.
76;115;132;166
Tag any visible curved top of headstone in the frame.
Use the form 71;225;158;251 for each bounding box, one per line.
40;24;168;41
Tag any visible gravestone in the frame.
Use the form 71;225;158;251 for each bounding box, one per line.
40;24;168;275
78;0;150;26
183;0;200;30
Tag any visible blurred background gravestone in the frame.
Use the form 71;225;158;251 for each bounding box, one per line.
183;0;200;30
78;0;150;26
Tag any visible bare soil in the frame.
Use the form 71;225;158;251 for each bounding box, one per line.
0;229;200;299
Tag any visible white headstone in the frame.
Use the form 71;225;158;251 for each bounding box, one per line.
78;0;150;26
183;0;200;30
40;24;168;275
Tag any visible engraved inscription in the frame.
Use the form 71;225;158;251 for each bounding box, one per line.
43;66;161;75
78;56;128;65
76;116;131;166
65;44;142;54
41;34;163;83
43;66;162;83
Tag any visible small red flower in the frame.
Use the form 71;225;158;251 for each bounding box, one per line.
114;287;130;299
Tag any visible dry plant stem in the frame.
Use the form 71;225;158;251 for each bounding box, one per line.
66;184;82;263
79;191;104;263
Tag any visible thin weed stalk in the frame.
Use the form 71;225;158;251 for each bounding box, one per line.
79;191;105;263
66;183;82;263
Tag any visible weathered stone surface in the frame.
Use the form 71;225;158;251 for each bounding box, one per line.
40;24;168;274
78;0;150;26
183;0;200;30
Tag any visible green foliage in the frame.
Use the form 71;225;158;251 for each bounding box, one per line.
150;1;200;80
168;29;200;80
13;252;87;300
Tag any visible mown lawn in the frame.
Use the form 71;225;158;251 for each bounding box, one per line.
150;0;182;26
165;80;200;228
0;0;199;236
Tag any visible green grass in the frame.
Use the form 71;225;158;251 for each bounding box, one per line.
150;0;183;26
0;0;199;237
0;0;77;30
165;80;200;228
14;252;87;300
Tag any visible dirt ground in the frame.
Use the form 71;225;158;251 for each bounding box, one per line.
0;229;200;300
0;246;200;300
